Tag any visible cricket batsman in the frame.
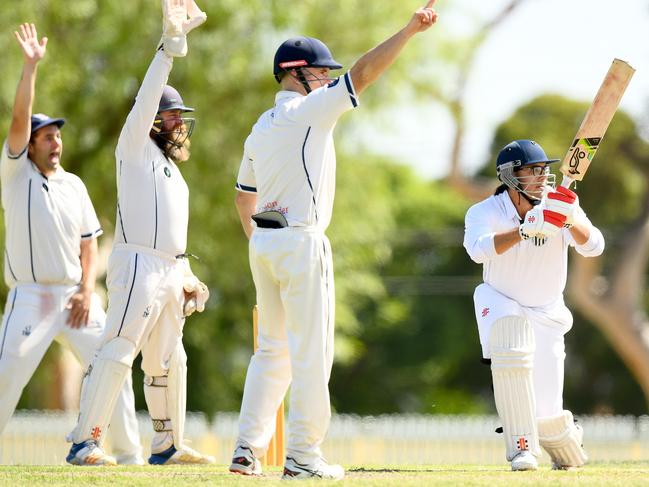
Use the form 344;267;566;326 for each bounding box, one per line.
463;140;605;470
66;0;212;466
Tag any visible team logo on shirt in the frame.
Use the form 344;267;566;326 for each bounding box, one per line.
143;305;152;318
481;307;489;318
527;215;536;223
164;166;172;178
22;326;32;336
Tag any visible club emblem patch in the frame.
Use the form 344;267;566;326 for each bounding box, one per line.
164;166;171;178
91;426;102;440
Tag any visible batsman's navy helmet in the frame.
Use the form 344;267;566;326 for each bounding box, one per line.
496;140;559;172
273;36;343;82
31;113;65;134
158;85;194;113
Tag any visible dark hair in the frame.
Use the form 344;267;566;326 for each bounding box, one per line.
494;183;508;195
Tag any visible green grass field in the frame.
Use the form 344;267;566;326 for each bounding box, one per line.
1;463;648;486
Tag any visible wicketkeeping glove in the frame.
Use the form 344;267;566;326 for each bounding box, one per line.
545;186;578;228
183;274;210;317
160;0;207;57
519;206;566;246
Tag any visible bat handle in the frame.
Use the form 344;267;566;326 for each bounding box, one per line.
560;175;574;188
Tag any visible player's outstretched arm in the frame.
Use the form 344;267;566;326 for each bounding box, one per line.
8;23;48;156
119;0;206;153
349;0;438;96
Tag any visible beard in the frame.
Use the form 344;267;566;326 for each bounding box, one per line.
152;124;192;163
165;136;191;163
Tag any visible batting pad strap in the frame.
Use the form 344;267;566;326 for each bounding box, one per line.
489;316;540;460
144;375;168;387
152;419;173;432
538;410;588;468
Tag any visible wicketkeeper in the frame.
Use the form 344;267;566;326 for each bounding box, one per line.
464;139;605;471
66;0;212;466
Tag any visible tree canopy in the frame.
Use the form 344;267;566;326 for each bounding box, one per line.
1;1;648;416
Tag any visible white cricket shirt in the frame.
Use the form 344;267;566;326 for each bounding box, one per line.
114;52;189;256
0;142;102;286
464;190;605;307
236;71;359;230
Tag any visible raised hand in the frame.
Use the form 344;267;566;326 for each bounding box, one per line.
14;23;48;65
161;0;207;57
406;0;439;34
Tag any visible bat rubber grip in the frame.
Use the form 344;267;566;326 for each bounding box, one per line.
560;175;574;188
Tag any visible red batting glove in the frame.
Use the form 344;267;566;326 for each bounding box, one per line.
546;186;578;227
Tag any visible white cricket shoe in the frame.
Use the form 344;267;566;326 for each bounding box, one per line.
282;456;344;480
511;450;538;471
66;440;117;466
229;445;262;476
148;444;215;465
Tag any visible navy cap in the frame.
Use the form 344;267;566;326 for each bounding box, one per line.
496;140;559;170
158;85;194;113
31;113;65;134
273;36;342;82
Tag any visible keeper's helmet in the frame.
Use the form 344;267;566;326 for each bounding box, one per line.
152;85;195;149
273;36;342;83
496;140;559;202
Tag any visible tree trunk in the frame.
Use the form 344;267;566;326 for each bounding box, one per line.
567;184;649;407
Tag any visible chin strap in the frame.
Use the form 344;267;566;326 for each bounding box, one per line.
522;191;541;206
295;67;312;94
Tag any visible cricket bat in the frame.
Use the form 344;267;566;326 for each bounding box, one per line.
560;59;635;188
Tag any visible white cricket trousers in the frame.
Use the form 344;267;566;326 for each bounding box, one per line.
237;227;335;463
103;246;186;377
473;283;573;417
71;245;186;445
0;283;141;456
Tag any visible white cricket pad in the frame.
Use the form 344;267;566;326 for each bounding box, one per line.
538;410;588;468
489;316;540;460
168;341;188;449
71;337;136;444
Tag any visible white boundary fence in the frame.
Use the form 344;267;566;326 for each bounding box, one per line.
2;411;649;465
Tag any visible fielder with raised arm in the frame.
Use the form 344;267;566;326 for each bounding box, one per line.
463;140;605;471
66;0;212;466
0;23;143;465
231;1;438;480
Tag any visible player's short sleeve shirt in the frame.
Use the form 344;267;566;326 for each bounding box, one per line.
236;71;359;230
0;141;102;286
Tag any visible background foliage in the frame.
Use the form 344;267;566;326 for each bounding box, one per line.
0;0;647;416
